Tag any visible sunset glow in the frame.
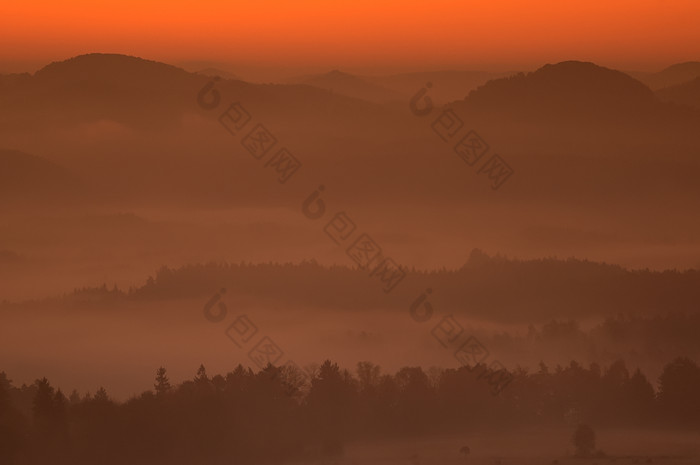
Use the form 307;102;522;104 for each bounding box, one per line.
2;0;699;71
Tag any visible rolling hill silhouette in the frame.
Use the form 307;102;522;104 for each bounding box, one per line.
34;53;191;85
457;61;657;121
1;54;699;211
0;53;385;131
1;53;194;129
3;55;696;133
656;76;700;109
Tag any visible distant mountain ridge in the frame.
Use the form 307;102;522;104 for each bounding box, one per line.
656;76;700;109
286;69;403;103
287;68;512;104
16;251;699;323
1;54;699;211
631;61;700;90
369;69;513;104
3;54;698;131
0;53;385;131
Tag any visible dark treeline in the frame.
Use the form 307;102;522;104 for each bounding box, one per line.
5;250;700;323
1;357;699;465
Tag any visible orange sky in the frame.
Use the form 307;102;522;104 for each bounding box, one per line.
1;0;699;73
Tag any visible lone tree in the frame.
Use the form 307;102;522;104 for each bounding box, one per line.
154;367;171;396
572;424;596;458
194;364;209;384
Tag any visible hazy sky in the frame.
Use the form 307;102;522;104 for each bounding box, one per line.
2;0;699;74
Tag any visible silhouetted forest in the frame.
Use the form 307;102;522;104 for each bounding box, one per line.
7;251;698;323
1;357;699;464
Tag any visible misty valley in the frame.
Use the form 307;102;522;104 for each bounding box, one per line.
1;53;700;464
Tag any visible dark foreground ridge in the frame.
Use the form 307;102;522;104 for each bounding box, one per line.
1;356;699;464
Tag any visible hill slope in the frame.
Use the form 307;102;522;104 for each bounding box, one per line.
0;149;86;205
